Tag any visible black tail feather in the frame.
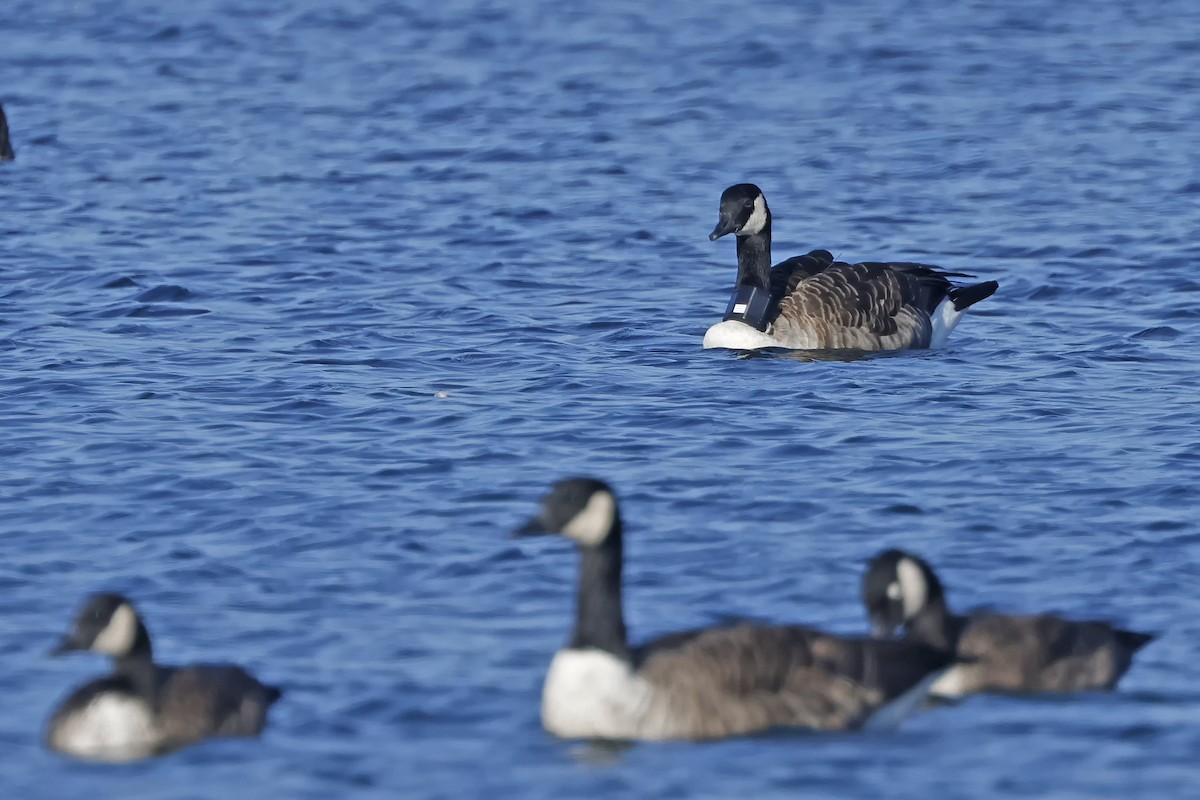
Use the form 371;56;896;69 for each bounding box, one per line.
948;280;999;311
0;104;13;162
264;684;284;705
1115;629;1155;653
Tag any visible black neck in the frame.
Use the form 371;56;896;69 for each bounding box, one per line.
113;628;159;702
115;621;154;668
906;597;961;652
734;223;772;293
569;516;629;660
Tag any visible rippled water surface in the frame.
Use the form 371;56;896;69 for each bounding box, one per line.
3;0;1200;796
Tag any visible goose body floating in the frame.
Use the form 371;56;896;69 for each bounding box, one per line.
705;184;998;351
45;593;283;762
862;550;1154;697
515;479;956;741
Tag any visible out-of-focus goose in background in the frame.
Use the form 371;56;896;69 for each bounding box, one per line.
45;593;283;762
862;549;1154;698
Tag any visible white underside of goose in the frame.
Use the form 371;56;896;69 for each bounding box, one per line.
928;296;965;349
702;321;791;350
49;694;158;762
927;663;972;699
541;649;660;740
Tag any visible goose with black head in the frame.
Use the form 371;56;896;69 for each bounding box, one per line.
706;183;998;351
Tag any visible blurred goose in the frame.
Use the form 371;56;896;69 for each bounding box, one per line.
0;104;13;161
705;183;997;351
46;593;282;762
862;549;1154;697
514;478;956;740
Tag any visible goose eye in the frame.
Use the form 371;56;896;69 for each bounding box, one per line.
743;199;754;209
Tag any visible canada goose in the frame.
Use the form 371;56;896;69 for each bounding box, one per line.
862;549;1154;697
513;478;957;740
45;593;283;762
705;183;998;351
0;104;13;161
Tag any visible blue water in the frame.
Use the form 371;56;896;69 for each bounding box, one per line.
3;0;1199;796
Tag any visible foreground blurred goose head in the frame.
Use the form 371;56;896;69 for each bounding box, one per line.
51;593;151;660
514;477;619;548
861;549;945;638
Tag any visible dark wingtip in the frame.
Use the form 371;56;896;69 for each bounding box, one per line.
1116;629;1155;653
0;103;13;162
949;280;999;311
920;644;962;674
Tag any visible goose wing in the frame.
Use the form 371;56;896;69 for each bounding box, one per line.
634;623;952;736
778;257;971;336
157;664;277;742
959;613;1147;692
770;249;836;302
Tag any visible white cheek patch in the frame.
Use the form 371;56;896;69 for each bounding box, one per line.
93;603;138;656
895;558;928;621
737;195;768;236
562;491;616;547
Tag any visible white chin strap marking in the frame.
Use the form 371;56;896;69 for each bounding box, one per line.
562;491;616;547
93;603;138;656
737;195;768;236
895;558;928;621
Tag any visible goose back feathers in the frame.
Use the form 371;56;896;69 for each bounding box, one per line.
517;479;955;740
706;184;998;351
862;550;1154;697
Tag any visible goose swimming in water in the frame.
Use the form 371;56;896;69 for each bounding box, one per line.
45;593;283;762
514;478;957;741
862;549;1155;698
705;183;998;351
